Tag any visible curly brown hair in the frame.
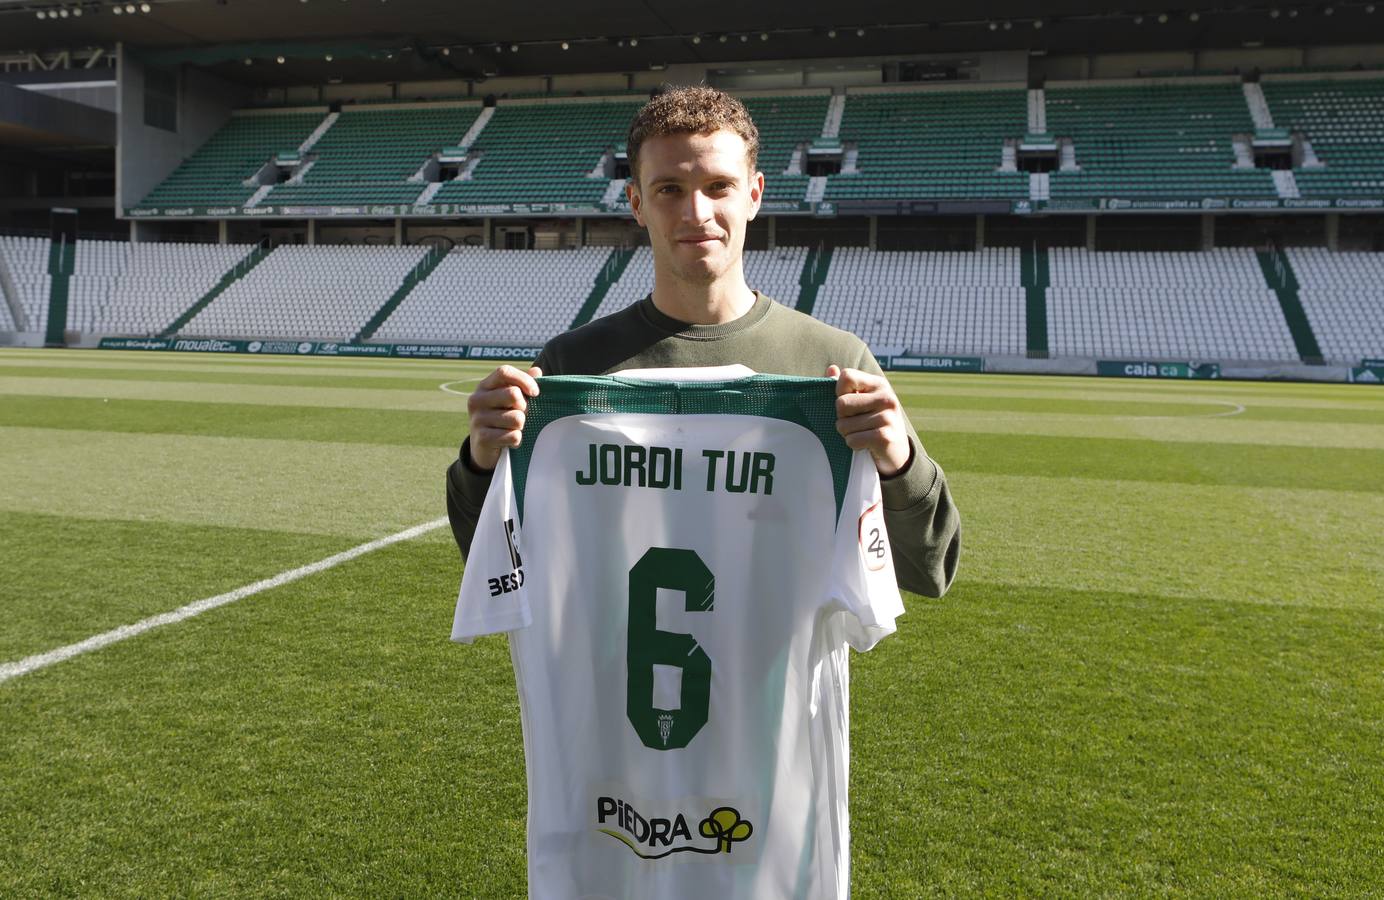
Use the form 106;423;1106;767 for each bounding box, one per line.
626;85;760;186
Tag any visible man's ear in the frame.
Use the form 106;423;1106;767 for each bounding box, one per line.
746;170;765;221
626;180;645;227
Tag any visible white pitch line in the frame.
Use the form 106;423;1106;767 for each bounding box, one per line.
439;377;484;396
0;517;450;685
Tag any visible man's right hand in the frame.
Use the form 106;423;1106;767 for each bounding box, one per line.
466;365;542;472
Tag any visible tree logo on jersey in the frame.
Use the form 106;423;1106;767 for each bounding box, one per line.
596;796;754;859
858;501;889;572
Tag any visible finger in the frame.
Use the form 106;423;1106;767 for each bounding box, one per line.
834;367;880;396
472;425;525;449
478;365;540;397
825;364;842;379
836;410;895;438
835;386;892;415
472;408;526;432
498;364;541;397
469;384;526;416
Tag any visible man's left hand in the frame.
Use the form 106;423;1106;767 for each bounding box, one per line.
826;366;913;477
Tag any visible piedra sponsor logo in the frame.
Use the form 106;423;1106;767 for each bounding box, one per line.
595;796;754;860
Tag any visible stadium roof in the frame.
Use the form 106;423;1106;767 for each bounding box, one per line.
1;0;1379;86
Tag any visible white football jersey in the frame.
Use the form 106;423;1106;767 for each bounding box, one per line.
453;369;903;900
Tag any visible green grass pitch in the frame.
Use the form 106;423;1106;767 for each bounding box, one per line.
1;347;1381;897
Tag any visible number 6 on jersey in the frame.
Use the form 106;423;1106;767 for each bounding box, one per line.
626;547;713;751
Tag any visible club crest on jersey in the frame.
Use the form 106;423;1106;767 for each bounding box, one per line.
596;796;754;859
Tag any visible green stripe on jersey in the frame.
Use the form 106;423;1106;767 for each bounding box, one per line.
512;375;852;521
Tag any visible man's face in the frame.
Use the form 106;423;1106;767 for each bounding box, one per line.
627;129;764;288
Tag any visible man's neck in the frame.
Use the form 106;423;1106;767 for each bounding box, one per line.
650;272;757;326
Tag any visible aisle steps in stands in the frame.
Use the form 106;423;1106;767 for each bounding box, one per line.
0;239;29;330
601;178;628;206
1020;245;1050;357
459;107;495;148
299;112;340;153
44;238;74;347
569;247;637;329
161;245;270;337
822;94;846;139
793;245;833;317
1272;170;1301;198
1242;82;1275;129
1027;88;1047;133
354;245;449;342
244;184;275;209
1255;246;1323;364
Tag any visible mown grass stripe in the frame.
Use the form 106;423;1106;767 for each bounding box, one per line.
0;517;447;685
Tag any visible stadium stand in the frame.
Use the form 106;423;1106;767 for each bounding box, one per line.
742;246;810;308
585;247;810;324
65;240;257;336
372;246;610;344
586;246;655;322
180;244;428;339
1045;80;1276;199
0;235;52;334
433;99;644;206
825;88;1030;201
267;104;484;206
137;111;326;209
1286;247;1384;364
740;93;832;204
812;248;1026;356
1261;77;1384;198
1047;248;1299;361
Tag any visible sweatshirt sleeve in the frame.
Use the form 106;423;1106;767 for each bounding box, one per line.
446;438;494;562
857;348;962;599
447;348;555;561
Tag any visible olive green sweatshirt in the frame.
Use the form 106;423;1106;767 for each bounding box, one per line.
446;292;960;597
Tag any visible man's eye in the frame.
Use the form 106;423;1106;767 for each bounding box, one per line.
657;185;679;195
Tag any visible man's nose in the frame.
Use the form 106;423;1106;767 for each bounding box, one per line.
683;190;712;223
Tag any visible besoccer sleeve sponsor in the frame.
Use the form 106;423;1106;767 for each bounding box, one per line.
451;450;531;642
828;450;905;652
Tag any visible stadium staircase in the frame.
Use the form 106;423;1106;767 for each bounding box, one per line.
1046;81;1274;200
793;244;833;316
1261;76;1384;199
354;244;449;343
1255;246;1324;364
1287;248;1384;365
160;244;271;338
1242;82;1275;129
1020;245;1050;358
569;247;637;329
44;237;74;347
826;88;1029;201
0;241;27;330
